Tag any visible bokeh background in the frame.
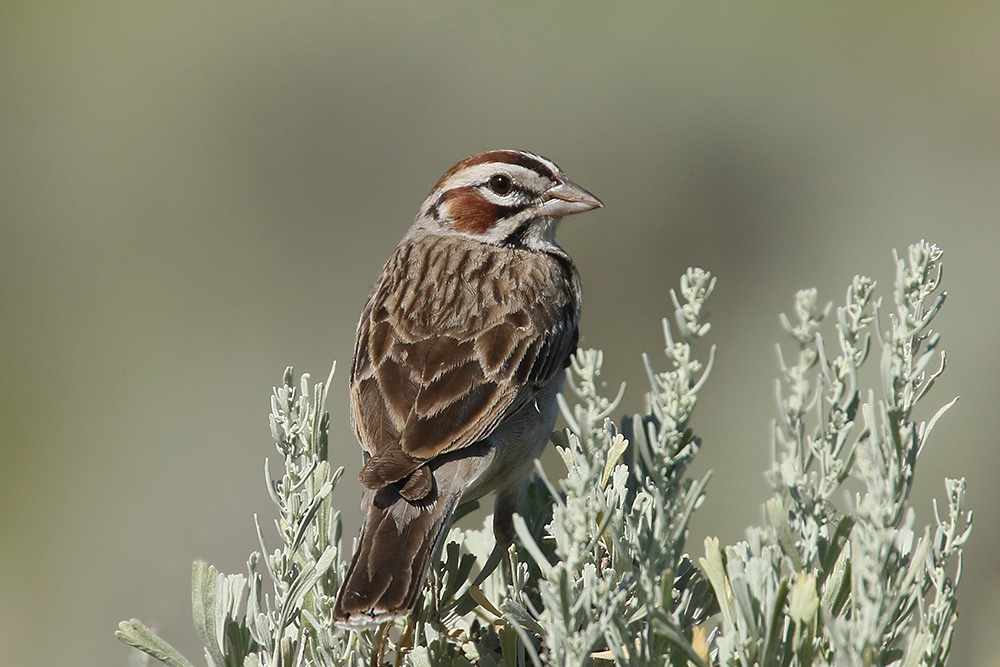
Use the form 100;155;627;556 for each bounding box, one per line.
2;3;998;665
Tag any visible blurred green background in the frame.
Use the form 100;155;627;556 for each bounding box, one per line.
2;3;998;665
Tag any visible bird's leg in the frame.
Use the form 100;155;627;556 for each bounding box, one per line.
471;490;518;587
371;622;391;667
395;614;416;667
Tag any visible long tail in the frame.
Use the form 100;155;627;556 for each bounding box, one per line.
333;483;460;628
333;443;494;628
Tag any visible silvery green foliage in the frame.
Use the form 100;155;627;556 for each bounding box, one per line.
119;244;970;667
119;366;378;667
701;241;971;666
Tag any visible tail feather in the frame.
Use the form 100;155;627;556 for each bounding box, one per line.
335;439;505;628
333;483;459;627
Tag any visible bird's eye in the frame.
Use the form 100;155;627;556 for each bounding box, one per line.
488;174;512;195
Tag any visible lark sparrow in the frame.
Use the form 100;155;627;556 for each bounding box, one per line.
333;149;602;627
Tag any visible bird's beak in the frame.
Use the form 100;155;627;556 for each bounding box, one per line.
534;177;604;218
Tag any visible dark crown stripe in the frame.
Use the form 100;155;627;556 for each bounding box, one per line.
506;151;557;180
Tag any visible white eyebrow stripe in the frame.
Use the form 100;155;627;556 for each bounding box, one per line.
437;163;553;194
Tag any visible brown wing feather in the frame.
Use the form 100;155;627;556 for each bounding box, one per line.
350;233;580;493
